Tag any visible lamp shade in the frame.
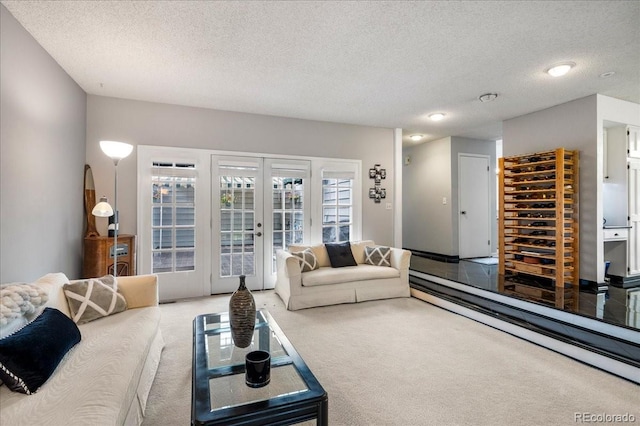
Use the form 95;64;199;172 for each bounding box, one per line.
99;141;133;161
92;196;114;217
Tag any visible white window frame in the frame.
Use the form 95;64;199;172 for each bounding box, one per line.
311;160;362;244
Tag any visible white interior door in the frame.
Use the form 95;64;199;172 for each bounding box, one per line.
459;154;492;259
628;158;640;276
628;126;640;159
212;156;264;293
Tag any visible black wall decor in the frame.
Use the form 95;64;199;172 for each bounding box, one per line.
368;164;386;203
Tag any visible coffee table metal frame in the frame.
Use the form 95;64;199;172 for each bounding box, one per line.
192;309;328;426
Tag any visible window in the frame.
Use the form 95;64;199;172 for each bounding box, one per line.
152;162;196;273
322;172;354;243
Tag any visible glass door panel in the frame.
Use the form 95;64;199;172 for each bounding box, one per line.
213;156;263;293
264;160;310;288
213;157;309;292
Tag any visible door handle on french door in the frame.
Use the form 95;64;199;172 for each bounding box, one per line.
256;232;262;237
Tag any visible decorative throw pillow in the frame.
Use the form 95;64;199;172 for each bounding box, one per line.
0;307;81;394
325;242;358;268
291;248;319;272
63;275;127;324
365;246;392;267
1;283;49;329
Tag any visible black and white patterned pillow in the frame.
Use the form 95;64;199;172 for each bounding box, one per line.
291;248;319;272
364;246;391;267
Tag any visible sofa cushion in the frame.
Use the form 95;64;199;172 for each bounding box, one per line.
0;307;81;394
291;248;319;272
364;246;392;267
33;273;72;319
63;275;127;324
301;265;400;287
350;240;375;264
0;306;162;425
289;244;330;267
326;242;358;268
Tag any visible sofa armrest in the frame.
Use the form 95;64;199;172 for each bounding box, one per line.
390;248;411;283
275;250;303;305
117;274;159;309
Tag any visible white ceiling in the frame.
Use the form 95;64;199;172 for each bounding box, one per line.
2;1;639;145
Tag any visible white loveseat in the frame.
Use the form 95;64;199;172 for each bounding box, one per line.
0;273;164;426
275;240;411;310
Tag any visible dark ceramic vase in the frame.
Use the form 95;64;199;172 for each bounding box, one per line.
229;275;256;348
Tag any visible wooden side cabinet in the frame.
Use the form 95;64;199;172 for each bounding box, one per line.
83;234;136;278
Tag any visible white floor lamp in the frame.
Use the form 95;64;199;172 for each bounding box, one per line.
91;140;133;278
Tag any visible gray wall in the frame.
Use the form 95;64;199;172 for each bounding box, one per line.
402;136;497;256
503;95;598;282
450;137;498;255
86;95;395;245
0;5;87;282
402;137;455;255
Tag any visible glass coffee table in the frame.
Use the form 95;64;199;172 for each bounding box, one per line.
192;309;328;426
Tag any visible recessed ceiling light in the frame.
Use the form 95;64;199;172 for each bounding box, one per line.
546;62;575;77
410;135;424;141
600;71;616;78
479;93;498;103
428;113;446;121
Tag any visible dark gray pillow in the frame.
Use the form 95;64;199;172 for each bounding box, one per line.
63;275;127;324
364;246;391;267
291;248;319;272
325;242;357;268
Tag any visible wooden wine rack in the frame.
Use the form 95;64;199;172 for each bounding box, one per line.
498;148;579;310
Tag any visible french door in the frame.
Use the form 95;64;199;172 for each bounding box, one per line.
212;156;310;293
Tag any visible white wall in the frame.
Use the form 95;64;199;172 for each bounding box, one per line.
402;137;455;255
86;95;396;246
0;5;87;282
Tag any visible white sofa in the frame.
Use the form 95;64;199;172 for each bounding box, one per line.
275;240;411;310
0;273;164;426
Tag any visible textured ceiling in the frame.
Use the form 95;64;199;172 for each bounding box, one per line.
2;1;639;145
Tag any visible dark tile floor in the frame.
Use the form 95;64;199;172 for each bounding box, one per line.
409;256;640;331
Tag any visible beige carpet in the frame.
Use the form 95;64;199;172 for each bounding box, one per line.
142;292;639;426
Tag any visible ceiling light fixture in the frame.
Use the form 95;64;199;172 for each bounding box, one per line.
428;113;446;121
479;93;498;103
546;62;575;77
410;135;423;142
